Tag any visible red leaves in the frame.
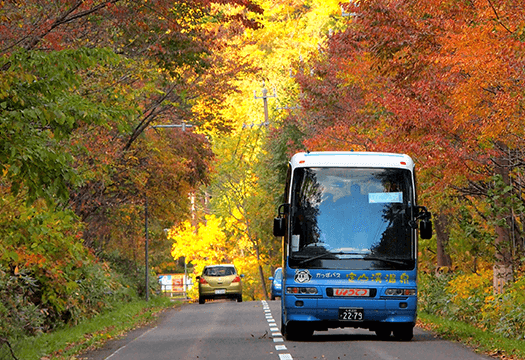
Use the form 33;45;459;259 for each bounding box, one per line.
0;0;263;56
292;0;525;199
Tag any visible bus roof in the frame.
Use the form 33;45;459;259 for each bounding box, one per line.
290;152;415;170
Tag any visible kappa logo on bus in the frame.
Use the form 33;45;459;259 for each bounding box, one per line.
294;269;312;283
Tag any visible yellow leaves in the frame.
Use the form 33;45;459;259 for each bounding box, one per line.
168;212;269;299
169;215;230;274
446;269;493;301
170;214;253;261
168;219;198;261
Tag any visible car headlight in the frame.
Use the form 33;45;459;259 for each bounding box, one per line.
384;288;416;296
286;287;318;295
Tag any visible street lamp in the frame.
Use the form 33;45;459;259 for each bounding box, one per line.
152;121;193;131
144;122;193;301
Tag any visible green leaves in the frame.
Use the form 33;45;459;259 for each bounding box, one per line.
0;47;135;205
0;264;45;340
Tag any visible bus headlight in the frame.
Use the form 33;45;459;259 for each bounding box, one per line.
384;288;416;296
286;287;318;295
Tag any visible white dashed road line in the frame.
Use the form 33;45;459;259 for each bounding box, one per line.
261;300;293;360
278;354;293;360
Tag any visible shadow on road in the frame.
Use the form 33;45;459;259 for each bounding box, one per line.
286;329;436;343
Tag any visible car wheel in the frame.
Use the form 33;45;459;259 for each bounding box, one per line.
237;294;243;302
199;296;205;304
271;294;275;300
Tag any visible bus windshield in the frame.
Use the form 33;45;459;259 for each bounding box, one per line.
289;167;415;270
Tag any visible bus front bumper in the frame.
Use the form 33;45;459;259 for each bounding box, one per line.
284;296;417;328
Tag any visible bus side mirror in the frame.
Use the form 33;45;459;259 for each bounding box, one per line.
415;206;432;239
420;219;433;239
274;217;285;237
273;203;289;237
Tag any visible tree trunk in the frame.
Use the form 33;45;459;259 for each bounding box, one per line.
493;145;513;294
256;245;269;300
434;213;453;271
494;231;513;294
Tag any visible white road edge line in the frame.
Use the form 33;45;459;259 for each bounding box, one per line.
279;354;293;360
261;301;294;360
104;326;156;360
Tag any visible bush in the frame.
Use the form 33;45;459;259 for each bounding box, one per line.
418;271;454;316
419;268;525;340
0;265;45;340
445;269;492;324
99;251;159;300
482;276;525;339
0;199;145;346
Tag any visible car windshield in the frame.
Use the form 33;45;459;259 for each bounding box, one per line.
274;268;282;279
204;267;235;276
289;167;415;270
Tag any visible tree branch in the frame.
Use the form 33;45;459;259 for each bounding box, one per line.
25;0;122;50
123;84;180;151
487;0;513;34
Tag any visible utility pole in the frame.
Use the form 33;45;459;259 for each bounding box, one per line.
144;122;193;301
254;82;276;125
253;82;277;301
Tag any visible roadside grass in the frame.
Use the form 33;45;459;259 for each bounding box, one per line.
6;296;179;360
418;312;525;360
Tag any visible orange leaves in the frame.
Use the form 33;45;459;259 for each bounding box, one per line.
282;0;525;243
435;1;524;145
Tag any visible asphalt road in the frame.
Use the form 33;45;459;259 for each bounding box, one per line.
81;299;493;360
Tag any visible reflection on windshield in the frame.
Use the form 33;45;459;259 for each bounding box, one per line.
290;167;414;270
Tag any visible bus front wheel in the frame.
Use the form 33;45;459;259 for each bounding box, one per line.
283;320;313;341
393;324;414;341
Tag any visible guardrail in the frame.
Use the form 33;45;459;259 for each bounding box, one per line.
159;284;188;299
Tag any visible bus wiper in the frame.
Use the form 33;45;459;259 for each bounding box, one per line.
296;252;351;265
363;256;410;265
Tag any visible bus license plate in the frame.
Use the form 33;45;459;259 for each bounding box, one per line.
339;308;364;321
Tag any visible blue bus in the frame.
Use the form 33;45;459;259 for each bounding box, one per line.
273;152;433;341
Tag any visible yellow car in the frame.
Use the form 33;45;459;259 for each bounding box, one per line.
197;264;244;304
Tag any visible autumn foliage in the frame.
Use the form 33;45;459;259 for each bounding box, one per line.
2;0;525;354
0;0;263;350
274;0;525;339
